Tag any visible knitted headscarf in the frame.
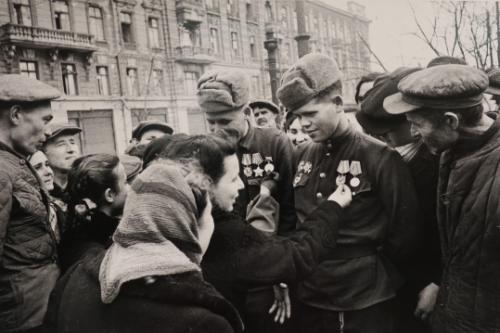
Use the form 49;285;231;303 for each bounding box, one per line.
99;160;206;303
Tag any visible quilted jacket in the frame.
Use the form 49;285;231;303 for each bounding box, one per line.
432;119;500;333
0;142;60;332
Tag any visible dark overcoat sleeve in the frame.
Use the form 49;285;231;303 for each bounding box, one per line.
0;171;12;259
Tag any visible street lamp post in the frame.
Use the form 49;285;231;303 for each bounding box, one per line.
295;0;310;58
264;24;279;105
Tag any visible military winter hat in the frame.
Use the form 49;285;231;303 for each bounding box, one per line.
486;67;500;96
197;69;250;113
357;67;420;134
277;53;342;112
384;64;488;114
0;74;60;102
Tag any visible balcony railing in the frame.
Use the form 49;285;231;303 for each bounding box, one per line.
0;24;96;52
174;46;216;64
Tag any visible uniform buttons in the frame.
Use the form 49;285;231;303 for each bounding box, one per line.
326;143;333;149
316;192;323;199
319;172;326;179
326;152;331;157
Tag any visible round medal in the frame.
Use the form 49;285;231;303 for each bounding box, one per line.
244;166;253;177
350;177;360;187
264;163;275;174
336;175;346;186
293;174;302;187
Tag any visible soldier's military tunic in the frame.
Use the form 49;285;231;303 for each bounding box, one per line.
234;124;297;235
293;128;422;315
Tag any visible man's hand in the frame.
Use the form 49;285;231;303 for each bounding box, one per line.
269;283;291;324
414;282;440;322
328;185;352;208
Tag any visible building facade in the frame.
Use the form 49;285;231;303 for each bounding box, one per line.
0;0;370;154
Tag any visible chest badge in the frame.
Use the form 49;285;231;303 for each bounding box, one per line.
252;153;264;177
242;154;253;177
336;160;350;186
349;161;362;188
264;157;275;174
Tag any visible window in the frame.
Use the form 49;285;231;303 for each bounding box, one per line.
88;6;105;41
13;0;32;26
62;64;78;95
131;108;168;127
53;0;70;31
292;10;297;31
184;71;198;95
126;68;139;96
280;7;287;30
19;61;38;79
227;0;238;16
246;1;253;21
150;69;164;96
249;35;256;58
148;17;160;48
265;1;272;22
206;0;219;10
68;110;116;154
96;66;110;95
231;31;239;57
120;12;133;44
209;28;219;54
250;76;260;98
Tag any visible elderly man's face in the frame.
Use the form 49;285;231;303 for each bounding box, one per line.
10;102;53;156
44;134;80;172
206;109;247;139
253;107;277;128
406;110;458;155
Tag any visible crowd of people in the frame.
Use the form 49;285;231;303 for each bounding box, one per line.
1;52;500;333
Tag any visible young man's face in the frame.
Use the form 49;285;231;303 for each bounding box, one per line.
10;102;53;156
287;118;310;145
406;110;458;155
44;134;80;172
293;96;343;143
206;109;247;138
253;106;277;128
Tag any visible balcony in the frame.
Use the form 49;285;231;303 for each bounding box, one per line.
176;0;205;28
0;24;96;52
174;46;216;64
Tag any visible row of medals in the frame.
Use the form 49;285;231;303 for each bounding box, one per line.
241;153;274;178
336;160;362;188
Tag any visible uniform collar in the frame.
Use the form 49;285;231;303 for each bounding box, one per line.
323;127;355;151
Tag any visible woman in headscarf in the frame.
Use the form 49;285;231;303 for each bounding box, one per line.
44;153;244;332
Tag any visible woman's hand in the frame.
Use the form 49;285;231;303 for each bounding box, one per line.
328;185;352;208
269;283;291;324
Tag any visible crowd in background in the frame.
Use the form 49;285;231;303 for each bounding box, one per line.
2;52;500;333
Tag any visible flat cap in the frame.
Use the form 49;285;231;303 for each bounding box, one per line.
357;67;420;134
248;99;280;114
197;69;250;113
277;53;342;111
131;121;173;140
427;56;467;68
45;123;81;143
0;74;60;102
486;67;500;96
384;64;488;114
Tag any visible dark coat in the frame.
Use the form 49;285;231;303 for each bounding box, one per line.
432;119;500;333
0;142;60;332
202;200;342;314
45;251;244;333
293;128;423;311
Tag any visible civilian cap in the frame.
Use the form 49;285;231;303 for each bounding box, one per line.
248;99;280;114
0;74;60;102
486;67;500;96
277;53;342;112
119;154;143;182
384;64;488;115
355;72;384;103
45;123;81;142
357;67;421;134
427;56;467;68
131;121;173;140
197;69;250;113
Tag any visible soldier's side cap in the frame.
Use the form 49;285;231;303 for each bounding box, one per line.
0;74;60;102
248;99;280;114
46;123;81;142
357;67;421;134
132;121;173;140
197;69;250;113
486;68;500;96
384;64;488;115
277;53;342;112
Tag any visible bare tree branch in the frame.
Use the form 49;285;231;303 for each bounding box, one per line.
408;1;441;56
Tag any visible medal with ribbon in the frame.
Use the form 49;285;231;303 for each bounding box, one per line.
264;156;275;174
336;160;350;186
252;153;264;177
242;154;253;177
349;161;362;187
